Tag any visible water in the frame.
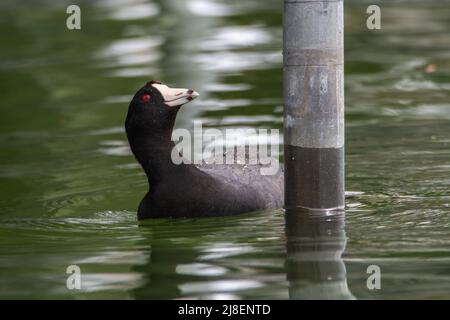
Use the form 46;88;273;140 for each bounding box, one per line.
1;0;449;299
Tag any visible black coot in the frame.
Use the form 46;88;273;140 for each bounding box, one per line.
125;80;283;219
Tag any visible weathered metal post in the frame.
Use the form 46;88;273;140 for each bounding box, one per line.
283;0;345;212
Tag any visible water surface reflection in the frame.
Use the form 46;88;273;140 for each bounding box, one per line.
286;211;353;300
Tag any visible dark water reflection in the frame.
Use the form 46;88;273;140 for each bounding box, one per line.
285;211;353;300
1;0;450;299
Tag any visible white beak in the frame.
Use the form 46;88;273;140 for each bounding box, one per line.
151;83;199;107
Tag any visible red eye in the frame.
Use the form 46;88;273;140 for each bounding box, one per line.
141;93;151;103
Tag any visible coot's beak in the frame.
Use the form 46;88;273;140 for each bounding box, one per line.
151;83;199;107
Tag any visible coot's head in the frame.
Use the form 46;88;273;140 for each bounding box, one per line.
125;80;199;142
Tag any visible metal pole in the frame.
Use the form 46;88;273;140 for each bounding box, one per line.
283;0;345;212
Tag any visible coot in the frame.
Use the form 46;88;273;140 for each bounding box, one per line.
125;80;283;219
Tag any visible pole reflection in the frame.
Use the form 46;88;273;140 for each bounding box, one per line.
285;210;354;299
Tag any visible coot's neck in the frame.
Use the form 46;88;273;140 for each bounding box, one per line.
128;130;196;189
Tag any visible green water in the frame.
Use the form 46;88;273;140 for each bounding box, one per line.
1;0;449;299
